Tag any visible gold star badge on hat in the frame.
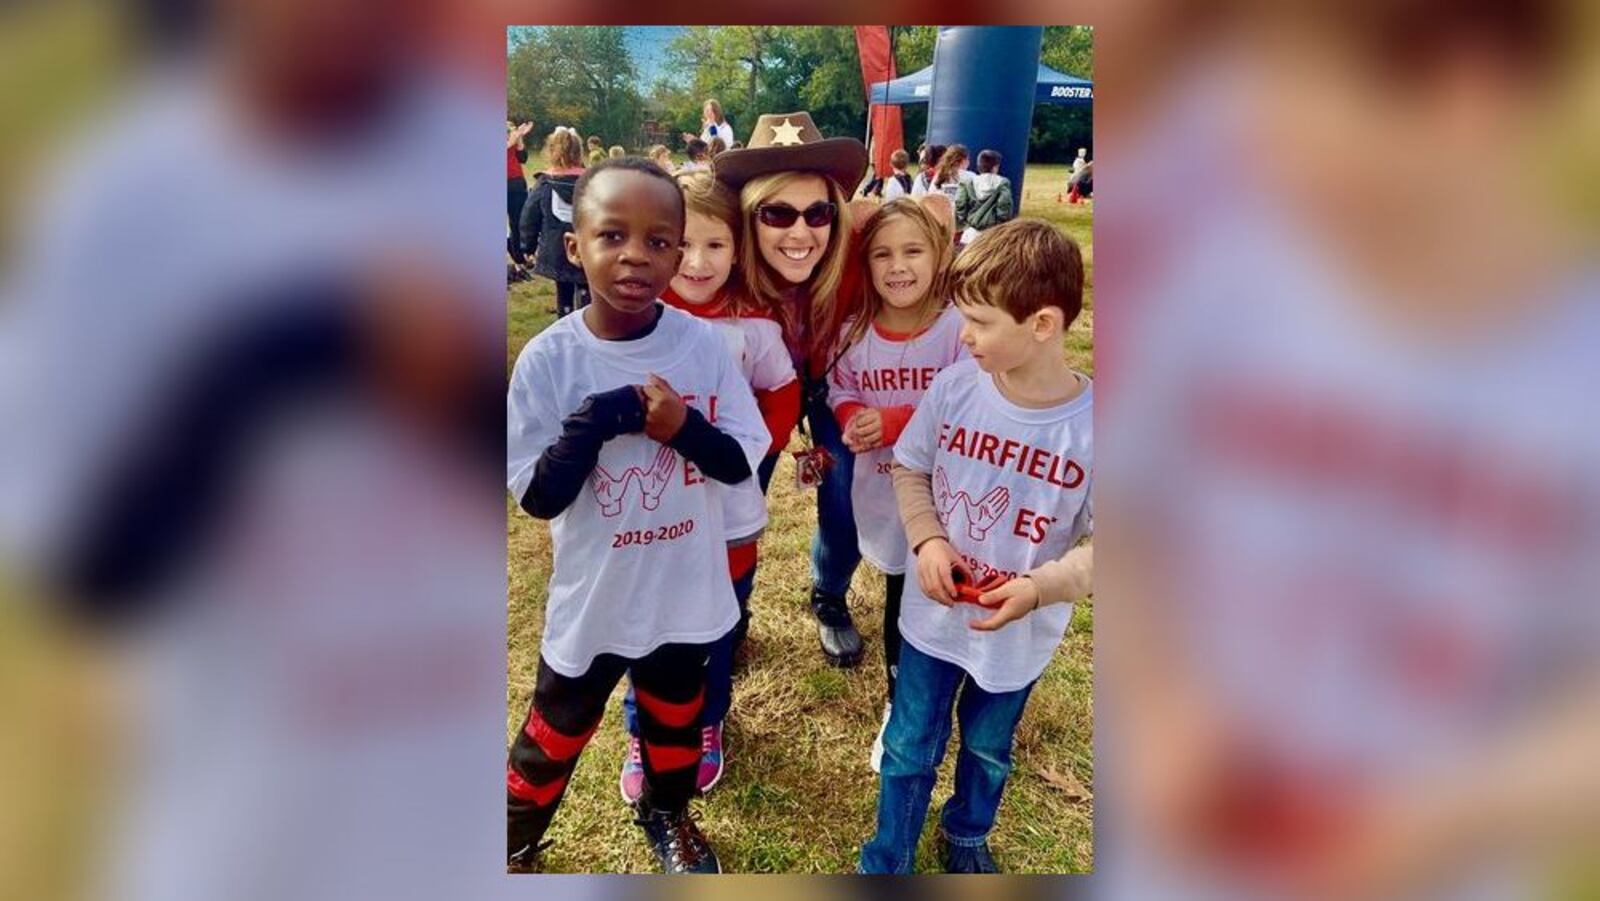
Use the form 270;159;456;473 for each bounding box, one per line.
712;111;868;192
769;118;805;146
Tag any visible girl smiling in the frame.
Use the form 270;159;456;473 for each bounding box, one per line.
828;199;967;771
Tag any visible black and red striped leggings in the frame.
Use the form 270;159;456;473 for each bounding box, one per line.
507;641;710;855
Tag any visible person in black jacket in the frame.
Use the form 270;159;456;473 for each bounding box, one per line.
518;127;590;316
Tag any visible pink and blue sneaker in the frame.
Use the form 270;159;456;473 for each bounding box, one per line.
621;725;726;802
619;736;645;804
697;724;725;793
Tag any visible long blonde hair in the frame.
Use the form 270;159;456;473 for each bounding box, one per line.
839;199;952;351
738;171;853;353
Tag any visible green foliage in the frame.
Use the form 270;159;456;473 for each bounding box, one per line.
788;27;869;138
507;26;1094;161
661;26;865;142
889;27;937;149
664;26;773;141
508;26;642;149
1033;26;1095;162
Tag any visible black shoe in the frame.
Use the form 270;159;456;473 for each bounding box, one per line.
938;830;1000;873
634;802;721;874
507;839;552;873
810;588;864;668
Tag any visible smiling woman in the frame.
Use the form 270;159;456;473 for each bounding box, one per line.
713;111;871;669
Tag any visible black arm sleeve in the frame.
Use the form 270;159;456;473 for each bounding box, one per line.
521;385;643;519
667;407;752;485
55;292;360;626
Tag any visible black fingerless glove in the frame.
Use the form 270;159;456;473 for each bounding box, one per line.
570;384;645;440
521;385;644;519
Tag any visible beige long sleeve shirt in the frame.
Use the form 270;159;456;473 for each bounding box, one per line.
892;463;1092;605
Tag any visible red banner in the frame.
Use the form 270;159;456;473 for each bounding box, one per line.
853;26;904;178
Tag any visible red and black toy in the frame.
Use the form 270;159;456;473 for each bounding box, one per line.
949;563;1009;608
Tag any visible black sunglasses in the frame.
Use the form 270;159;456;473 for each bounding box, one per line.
756;201;837;229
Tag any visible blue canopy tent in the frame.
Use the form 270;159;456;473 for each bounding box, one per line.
867;61;1092;106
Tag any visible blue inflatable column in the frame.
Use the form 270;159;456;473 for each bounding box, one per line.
926;26;1043;215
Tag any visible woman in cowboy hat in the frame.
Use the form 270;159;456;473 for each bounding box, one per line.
714;111;874;669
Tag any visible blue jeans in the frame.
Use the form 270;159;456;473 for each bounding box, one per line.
859;642;1037;873
622;453;779;735
804;380;860;598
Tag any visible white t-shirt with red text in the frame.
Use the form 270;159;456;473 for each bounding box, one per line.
704;314;795;540
507;305;770;676
894;359;1093;692
830;306;967;573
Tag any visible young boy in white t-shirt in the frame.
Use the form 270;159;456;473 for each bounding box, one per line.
860;219;1094;874
505;158;769;874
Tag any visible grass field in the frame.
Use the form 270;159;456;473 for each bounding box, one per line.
506;164;1093;873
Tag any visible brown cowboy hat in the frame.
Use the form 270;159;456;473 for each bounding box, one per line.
712;112;868;194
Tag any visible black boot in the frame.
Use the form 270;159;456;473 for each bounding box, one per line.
507;839;552;873
938;829;1000;873
634;801;721;873
810;588;864;668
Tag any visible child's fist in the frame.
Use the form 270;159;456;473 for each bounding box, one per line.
845;408;884;452
642;373;688;443
968;576;1041;631
914;537;961;606
572;385;646;439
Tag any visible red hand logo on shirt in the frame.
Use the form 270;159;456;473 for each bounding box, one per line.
591;464;636;518
963;485;1011;541
637;445;678;511
934;466;962;522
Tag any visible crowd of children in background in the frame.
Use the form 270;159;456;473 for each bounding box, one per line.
856;141;1061;249
506;108;1092;876
513;108;1089;295
509;106;750;298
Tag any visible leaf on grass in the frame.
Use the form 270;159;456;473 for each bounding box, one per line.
1037;766;1092;800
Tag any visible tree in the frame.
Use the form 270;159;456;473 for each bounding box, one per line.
782;27;867;138
1041;25;1093;82
665;27;787;144
889;26;938;146
1033;26;1094;163
508;26;1093;163
506;26;644;150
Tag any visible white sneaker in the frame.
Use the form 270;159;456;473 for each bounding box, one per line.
870;701;892;773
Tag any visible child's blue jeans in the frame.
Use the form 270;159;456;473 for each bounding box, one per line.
859;642;1037;874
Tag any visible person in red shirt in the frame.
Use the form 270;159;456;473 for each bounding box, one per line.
713;111;871;668
507;120;534;276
